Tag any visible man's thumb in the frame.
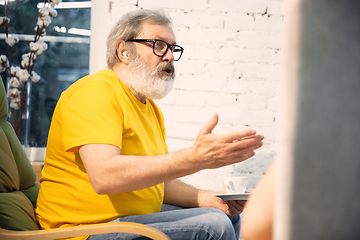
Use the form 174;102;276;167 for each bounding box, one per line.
198;113;219;136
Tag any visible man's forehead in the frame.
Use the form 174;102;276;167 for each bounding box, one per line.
138;23;176;43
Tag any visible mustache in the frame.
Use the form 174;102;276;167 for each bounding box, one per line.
156;62;175;74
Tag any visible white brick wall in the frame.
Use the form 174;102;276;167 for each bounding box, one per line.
110;0;284;192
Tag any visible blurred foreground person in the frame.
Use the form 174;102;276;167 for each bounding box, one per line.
241;162;275;240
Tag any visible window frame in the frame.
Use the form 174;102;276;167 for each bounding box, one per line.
1;0;110;162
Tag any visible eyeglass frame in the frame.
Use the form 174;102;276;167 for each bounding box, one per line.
125;39;184;61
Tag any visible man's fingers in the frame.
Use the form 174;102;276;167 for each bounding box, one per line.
227;202;243;216
227;200;246;216
198;113;219;136
231;134;264;149
221;129;259;143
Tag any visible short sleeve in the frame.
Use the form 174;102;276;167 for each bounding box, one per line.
60;80;124;152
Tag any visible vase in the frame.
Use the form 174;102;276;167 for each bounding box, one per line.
6;79;32;148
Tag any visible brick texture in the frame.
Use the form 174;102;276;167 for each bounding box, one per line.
110;0;284;191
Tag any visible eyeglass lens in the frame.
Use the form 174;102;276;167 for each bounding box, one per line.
153;40;182;60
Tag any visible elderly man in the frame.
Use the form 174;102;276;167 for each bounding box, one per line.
36;9;264;240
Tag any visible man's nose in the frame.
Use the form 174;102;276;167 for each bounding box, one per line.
162;49;175;62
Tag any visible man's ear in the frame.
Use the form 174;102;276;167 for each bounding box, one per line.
117;41;129;63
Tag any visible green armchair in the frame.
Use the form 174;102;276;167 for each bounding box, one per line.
0;77;170;240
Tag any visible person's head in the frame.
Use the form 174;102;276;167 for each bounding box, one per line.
106;9;183;101
107;9;175;69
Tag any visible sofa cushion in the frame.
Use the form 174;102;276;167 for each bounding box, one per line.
0;124;20;193
0;121;37;191
0;77;40;231
21;184;40;209
0;191;40;230
0;77;7;121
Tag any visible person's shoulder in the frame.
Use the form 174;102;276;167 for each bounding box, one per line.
61;70;118;100
95;69;119;82
73;69;116;88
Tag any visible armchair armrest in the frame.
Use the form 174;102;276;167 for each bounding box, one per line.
0;222;171;240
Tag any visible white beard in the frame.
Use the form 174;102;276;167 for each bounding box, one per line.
123;54;175;100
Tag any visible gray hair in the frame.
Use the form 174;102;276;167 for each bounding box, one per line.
106;9;173;69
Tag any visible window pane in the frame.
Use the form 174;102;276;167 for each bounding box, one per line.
0;0;91;147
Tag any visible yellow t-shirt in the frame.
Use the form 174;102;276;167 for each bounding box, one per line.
35;70;167;240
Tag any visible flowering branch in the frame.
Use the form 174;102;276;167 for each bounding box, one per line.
0;0;61;138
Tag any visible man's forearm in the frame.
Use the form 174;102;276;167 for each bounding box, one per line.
80;144;201;195
163;179;201;208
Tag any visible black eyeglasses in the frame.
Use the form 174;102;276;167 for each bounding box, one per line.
125;39;184;61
